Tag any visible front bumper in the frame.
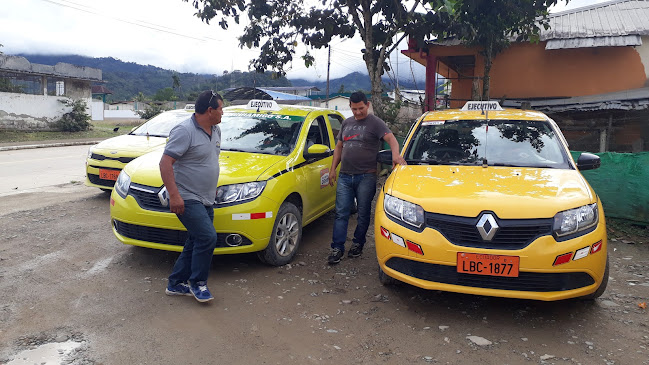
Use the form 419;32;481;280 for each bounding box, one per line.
110;188;280;254
374;197;608;301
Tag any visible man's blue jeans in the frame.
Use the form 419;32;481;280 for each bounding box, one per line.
168;200;217;286
331;173;377;251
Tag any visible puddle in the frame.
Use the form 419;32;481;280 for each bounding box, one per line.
6;340;82;365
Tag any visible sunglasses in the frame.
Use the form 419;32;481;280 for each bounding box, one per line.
208;90;219;108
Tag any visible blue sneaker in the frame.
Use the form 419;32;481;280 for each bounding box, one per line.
190;281;214;303
165;282;192;296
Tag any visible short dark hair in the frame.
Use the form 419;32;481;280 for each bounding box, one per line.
195;90;223;114
349;91;368;104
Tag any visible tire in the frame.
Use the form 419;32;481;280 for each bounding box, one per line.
257;202;302;266
100;188;112;193
378;264;399;286
581;256;609;300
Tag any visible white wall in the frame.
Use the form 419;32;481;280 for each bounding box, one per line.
0;92;91;129
104;110;140;119
637;35;649;85
91;100;104;121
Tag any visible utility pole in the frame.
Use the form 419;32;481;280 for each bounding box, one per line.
326;45;331;108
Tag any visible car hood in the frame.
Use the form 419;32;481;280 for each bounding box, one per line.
384;165;595;219
92;135;167;155
124;150;287;187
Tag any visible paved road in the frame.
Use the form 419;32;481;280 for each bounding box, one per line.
0;145;90;197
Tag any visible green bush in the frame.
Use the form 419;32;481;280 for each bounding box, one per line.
52;99;91;132
137;104;167;120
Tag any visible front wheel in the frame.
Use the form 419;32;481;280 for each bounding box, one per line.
378;264;399;286
257;202;302;266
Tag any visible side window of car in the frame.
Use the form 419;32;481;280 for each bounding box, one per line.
328;114;343;141
306;116;330;149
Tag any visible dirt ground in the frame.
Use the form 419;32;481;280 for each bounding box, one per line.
0;182;648;365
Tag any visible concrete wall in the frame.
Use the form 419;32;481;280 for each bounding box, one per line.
0;92;93;130
104;110;140;119
91;100;104;121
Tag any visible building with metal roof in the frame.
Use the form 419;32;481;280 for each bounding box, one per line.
402;0;649;152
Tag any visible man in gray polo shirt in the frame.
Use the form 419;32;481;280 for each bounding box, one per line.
160;90;223;303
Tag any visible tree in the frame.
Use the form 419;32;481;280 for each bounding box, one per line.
182;0;445;120
153;87;176;101
431;0;564;100
172;73;182;97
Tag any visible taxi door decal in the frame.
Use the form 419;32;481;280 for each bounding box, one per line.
320;168;330;189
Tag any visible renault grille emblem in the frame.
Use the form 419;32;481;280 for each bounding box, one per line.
158;186;169;207
476;213;499;241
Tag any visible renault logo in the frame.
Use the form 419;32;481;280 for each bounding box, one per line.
158;186;169;207
476;213;499;241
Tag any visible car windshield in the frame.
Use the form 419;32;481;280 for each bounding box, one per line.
130;112;189;137
404;119;571;168
220;113;305;156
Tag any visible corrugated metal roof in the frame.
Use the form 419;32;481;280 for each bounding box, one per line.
501;87;649;112
541;0;649;48
427;0;649;49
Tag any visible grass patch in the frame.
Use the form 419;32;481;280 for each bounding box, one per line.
0;119;143;143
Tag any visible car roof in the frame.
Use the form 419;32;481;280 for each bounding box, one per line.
224;102;341;118
422;108;549;122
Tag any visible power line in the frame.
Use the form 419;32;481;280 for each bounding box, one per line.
38;0;216;43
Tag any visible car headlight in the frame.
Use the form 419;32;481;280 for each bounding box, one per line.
553;203;598;237
383;194;425;228
87;145;95;159
114;171;131;199
215;181;267;205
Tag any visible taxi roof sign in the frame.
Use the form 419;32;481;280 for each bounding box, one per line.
247;99;281;111
461;101;503;112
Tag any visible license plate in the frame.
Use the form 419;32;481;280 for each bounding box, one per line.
99;169;120;181
457;252;520;277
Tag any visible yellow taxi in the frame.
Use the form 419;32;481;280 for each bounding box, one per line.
375;101;607;301
110;100;344;266
85;107;194;190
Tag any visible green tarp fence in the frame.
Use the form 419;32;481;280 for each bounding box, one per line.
571;151;649;224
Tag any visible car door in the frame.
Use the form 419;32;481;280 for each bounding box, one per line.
301;114;336;222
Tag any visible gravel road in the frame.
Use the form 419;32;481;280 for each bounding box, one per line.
0;183;647;365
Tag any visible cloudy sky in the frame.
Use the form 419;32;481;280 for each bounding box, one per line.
0;0;607;82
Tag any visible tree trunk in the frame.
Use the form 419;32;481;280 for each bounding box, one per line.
481;42;493;101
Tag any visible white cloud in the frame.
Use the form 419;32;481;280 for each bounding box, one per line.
1;0;604;83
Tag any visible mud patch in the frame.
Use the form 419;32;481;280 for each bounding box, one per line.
1;329;94;365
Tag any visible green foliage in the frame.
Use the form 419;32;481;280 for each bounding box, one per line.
137;104;167;120
153;87;177;101
430;0;562;99
182;0;444;119
52;99;92;132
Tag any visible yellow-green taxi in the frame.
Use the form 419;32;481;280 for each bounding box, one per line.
375;101;607;301
85;107;194;190
110;100;344;266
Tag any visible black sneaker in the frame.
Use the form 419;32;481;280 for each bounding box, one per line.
328;248;344;265
348;243;363;258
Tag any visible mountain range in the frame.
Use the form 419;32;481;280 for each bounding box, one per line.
17;54;427;102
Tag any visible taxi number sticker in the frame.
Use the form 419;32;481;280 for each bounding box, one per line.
99;169;120;181
421;121;444;126
320;168;329;188
457;252;519;277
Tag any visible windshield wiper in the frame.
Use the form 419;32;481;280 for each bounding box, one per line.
221;148;249;153
405;159;442;165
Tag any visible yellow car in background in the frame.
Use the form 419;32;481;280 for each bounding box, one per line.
110;100;344;266
375;101;608;301
85;107;194;190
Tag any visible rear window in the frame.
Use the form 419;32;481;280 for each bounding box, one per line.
404;119;571;169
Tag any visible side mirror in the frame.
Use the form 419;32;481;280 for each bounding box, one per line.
377;149;392;164
304;144;331;159
576;152;600;171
